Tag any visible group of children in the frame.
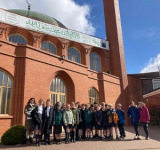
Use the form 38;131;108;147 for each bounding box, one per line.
24;98;150;147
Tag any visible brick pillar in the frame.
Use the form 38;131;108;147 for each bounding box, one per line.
103;0;129;123
12;46;26;125
84;46;92;69
33;36;40;49
59;40;70;59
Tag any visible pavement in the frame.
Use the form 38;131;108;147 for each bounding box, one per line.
0;126;160;150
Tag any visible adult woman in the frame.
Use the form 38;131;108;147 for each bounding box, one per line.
24;98;36;144
139;102;150;140
127;101;140;140
31;99;44;146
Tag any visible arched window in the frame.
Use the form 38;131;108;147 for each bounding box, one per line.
50;77;66;105
0;70;12;114
67;48;80;63
41;41;56;54
90;52;101;72
9;34;27;45
89;87;99;104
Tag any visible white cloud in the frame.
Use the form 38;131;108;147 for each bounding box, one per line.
0;0;95;35
140;53;160;73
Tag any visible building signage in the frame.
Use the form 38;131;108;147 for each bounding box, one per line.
0;9;109;49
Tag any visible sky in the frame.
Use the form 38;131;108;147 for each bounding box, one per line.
0;0;159;74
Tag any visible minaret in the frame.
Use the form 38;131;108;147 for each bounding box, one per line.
103;0;129;110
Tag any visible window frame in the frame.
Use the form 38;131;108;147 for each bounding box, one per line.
152;79;160;90
67;47;81;63
90;52;101;72
8;34;27;45
89;87;99;104
49;77;67;105
41;41;57;55
0;70;13;115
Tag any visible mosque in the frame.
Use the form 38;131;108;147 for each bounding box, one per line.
0;0;130;137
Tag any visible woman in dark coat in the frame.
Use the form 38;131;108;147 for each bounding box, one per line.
127;101;140;140
24;98;36;144
31;99;44;147
42;99;54;145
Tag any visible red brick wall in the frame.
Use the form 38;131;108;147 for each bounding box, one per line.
0;117;13;139
128;76;143;105
143;90;160;106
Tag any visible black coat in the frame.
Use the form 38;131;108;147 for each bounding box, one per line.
31;106;43;126
95;110;102;123
42;106;54;134
101;110;109;126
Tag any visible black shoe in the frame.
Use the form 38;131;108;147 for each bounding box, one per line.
116;136;120;140
45;143;48;145
56;141;59;145
48;142;52;145
29;137;33;144
26;139;31;145
38;142;41;147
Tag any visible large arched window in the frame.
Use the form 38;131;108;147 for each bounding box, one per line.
67;47;80;63
0;70;12;114
41;41;56;54
89;87;99;104
90;52;101;72
50;77;66;105
9;34;27;45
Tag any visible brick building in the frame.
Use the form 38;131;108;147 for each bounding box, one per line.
128;72;160;105
0;0;129;137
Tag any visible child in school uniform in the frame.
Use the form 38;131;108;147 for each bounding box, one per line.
53;102;63;145
101;105;110;140
90;104;96;139
84;103;93;139
70;102;79;143
108;104;119;140
42;99;54;145
31;99;44;147
63;104;74;144
77;105;83;140
24;98;36;144
116;103;126;139
94;106;102;139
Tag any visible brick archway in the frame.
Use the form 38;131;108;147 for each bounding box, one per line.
50;70;75;104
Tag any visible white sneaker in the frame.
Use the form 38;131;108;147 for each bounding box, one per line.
134;136;137;140
137;136;141;140
146;137;150;140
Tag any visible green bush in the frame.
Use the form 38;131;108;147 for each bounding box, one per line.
1;125;26;145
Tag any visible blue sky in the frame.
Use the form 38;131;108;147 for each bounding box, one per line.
75;0;160;74
0;0;159;74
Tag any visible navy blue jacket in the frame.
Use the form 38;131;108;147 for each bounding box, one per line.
116;109;125;124
127;106;140;123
